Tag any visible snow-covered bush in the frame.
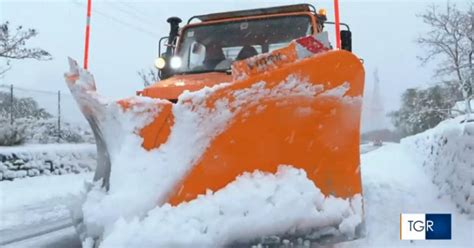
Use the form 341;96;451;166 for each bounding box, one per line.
1;91;94;145
389;86;454;137
0;144;96;181
0;120;26;146
402;115;474;217
0;91;52;119
20;118;94;144
0;118;94;145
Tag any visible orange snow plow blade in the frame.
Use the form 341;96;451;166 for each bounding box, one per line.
66;36;364;208
66;36;365;244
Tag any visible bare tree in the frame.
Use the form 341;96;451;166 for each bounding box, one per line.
417;2;473;114
0;21;52;77
138;68;159;87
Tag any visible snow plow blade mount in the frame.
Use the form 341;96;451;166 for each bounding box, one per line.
66;37;365;244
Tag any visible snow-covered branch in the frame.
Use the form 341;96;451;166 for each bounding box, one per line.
0;22;52;76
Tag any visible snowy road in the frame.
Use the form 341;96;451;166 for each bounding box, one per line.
1;143;472;247
0;173;91;247
1;219;80;248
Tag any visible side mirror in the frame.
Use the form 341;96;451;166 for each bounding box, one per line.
340;30;352;52
158;37;169;60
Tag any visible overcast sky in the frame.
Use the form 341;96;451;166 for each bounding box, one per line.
0;0;470;128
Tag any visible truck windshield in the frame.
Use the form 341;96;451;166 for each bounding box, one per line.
174;15;313;74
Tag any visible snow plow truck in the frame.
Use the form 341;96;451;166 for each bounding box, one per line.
66;2;365;247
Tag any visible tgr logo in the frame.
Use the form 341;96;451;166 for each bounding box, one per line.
408;219;434;232
400;213;451;240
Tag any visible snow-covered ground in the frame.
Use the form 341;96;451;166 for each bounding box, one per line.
97;167;363;248
360;142;393;154
93;141;472;247
2;226;80;248
1;142;472;247
0;173;92;232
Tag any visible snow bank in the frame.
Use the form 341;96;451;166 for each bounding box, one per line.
451;99;473;117
97;166;362;248
338;143;473;247
401;116;474;217
0;144;96;181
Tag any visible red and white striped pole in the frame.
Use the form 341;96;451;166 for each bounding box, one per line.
334;0;341;49
83;0;92;69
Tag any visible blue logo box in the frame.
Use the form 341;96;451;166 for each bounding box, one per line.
425;214;451;240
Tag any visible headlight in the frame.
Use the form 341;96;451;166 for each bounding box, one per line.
154;57;166;69
170;56;182;69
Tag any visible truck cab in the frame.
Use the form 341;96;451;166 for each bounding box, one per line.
140;4;351;101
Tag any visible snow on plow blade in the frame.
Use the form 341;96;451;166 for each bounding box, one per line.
66;37;365;246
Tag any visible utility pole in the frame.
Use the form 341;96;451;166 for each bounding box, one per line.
57;90;61;142
10;84;13;125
